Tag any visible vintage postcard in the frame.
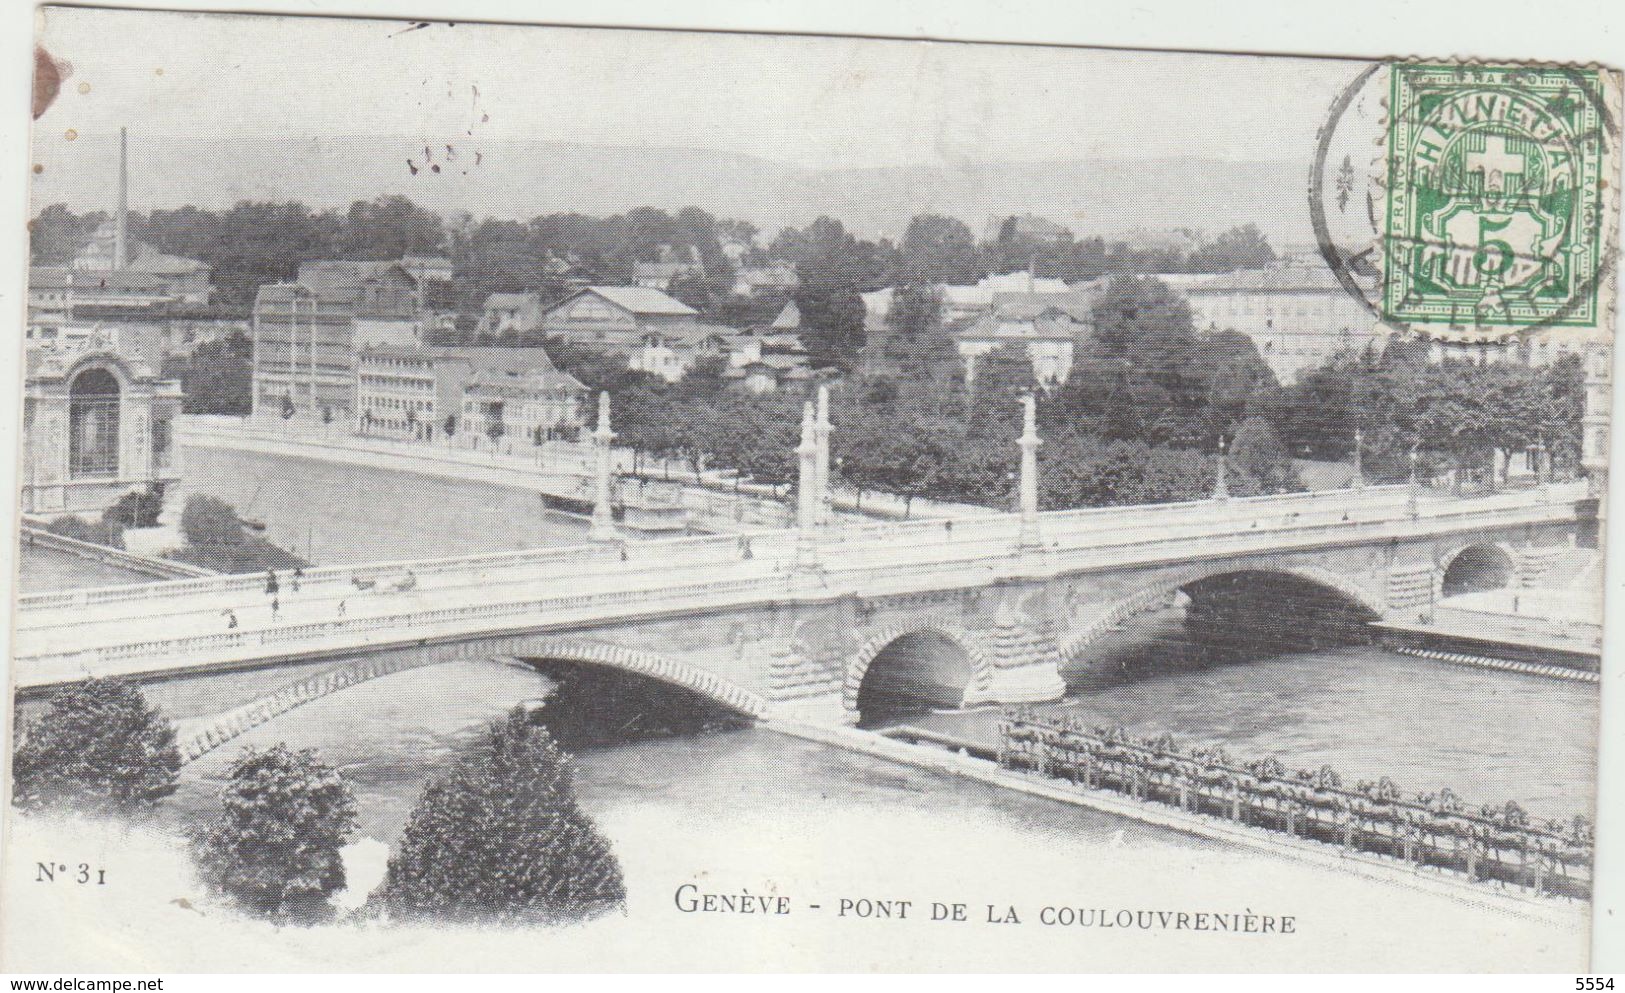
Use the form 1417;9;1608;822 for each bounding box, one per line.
2;5;1621;973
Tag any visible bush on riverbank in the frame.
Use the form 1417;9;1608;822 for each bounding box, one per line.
367;706;625;925
191;744;358;921
45;513;126;550
11;677;181;817
172;494;307;574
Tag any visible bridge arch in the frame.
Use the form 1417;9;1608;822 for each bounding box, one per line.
506;637;770;719
1437;542;1517;597
175;636;769;764
844;622;991;721
1059;564;1385;664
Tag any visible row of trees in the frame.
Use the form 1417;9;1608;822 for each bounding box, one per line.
31;194;1279;371
543;272;1585;512
12;679;624;925
1269;341;1586;483
543;275;1305;512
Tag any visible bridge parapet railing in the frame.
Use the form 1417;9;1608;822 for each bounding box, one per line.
820;482;1493;555
816;495;1588;590
17;528;781;614
19;571;783;678
16;478;1585;618
15;491;1588;682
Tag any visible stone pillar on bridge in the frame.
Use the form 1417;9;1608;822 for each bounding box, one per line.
1018;393;1042;552
967;589;1067;707
814;384;833;526
590;391;618;542
795;401;821;569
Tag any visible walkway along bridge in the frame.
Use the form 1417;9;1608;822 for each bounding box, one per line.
10;391;1599;753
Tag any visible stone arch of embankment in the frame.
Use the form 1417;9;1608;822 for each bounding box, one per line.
843;621;993;716
174;636;769;764
1056;563;1386;665
1435;541;1519;595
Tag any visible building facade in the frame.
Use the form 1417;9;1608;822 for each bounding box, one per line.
20;341;183;516
861;271;1085;384
480;290;546;336
1169;256;1588;382
356;346;587;444
955;292;1094;386
252;257;454;423
251;283;362;423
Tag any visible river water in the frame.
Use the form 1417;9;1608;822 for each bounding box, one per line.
14;543;156;593
37;446;1601;835
176;446;591;563
132;578;1598;971
161;617;1599;848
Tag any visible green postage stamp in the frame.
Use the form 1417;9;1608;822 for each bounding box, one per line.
1383;63;1619;334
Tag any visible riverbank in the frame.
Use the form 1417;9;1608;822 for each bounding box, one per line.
768;720;1587;929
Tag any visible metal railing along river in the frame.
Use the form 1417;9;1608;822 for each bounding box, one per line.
997;709;1594;900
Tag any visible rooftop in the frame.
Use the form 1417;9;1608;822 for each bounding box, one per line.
1182;258;1378;294
572;285;699;317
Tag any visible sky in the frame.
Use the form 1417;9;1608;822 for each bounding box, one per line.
28;6;1378;237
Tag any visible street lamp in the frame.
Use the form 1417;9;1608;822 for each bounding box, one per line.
1213;435;1229;501
1351;427;1365;491
1407;443;1420;518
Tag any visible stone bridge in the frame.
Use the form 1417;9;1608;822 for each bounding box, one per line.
12;467;1591;751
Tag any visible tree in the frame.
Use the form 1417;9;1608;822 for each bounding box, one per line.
1187;223;1277;272
1053;276;1207;444
103;483;166;530
180;494;245;553
368;706;625;925
192;745;358;920
166;331;253;415
176;494;306;573
968;343;1039;419
1228;416;1300;493
11;677;181;817
781;216;892;371
897;213;982;285
873;284;957;386
28;203;106;265
338;195;444;260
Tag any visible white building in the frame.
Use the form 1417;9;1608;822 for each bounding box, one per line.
357;345;587;444
955;293;1093;386
1167;256;1586;382
863;271;1084;384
